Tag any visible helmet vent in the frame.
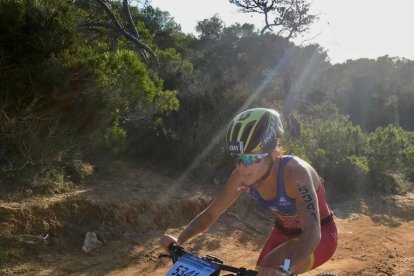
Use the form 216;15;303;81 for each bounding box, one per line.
241;121;256;147
245;113;270;153
232;123;242;142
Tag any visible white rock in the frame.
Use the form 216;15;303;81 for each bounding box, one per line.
82;232;103;253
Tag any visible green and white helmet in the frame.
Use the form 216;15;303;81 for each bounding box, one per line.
226;108;284;155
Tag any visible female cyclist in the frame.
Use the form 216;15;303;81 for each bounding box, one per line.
160;108;338;276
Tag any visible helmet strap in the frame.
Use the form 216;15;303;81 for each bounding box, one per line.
260;156;274;181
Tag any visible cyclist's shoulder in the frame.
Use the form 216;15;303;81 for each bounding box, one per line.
283;155;319;185
283;155;311;172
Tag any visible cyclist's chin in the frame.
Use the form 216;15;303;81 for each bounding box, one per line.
236;167;262;183
240;174;261;184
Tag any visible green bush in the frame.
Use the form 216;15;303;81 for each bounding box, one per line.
370;172;410;195
334;155;369;193
282;135;308;162
367;125;413;193
367;125;408;173
403;132;414;179
0;0;178;193
291;103;368;193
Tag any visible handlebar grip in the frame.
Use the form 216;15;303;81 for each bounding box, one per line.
168;243;185;253
168;242;178;251
168;242;186;263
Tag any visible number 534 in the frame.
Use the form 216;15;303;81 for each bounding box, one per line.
171;265;200;276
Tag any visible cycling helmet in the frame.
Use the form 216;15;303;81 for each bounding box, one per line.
226;108;284;155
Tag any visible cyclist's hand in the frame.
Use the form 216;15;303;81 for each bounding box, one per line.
258;267;290;276
160;234;178;251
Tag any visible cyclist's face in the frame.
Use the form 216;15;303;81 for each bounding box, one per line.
235;156;271;184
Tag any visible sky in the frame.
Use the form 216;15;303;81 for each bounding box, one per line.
150;0;414;64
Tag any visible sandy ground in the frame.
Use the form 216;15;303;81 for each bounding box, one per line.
106;197;414;276
1;162;413;275
4;196;413;276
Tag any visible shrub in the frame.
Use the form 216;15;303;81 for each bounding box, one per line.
369;172;410;195
0;0;178;194
291;102;368;193
367;125;413;193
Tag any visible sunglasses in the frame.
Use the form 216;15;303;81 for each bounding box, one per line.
231;153;269;165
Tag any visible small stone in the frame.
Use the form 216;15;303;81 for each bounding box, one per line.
82;232;103;253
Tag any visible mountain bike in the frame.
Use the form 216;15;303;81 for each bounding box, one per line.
159;243;336;276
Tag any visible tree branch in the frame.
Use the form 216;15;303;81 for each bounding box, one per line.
232;0;315;38
90;0;158;65
122;0;140;39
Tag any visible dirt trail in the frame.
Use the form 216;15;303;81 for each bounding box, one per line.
1;161;413;275
104;196;414;276
115;215;414;276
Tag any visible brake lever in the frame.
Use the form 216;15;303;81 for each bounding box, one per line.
204;254;224;264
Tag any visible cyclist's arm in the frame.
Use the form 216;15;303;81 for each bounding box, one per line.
286;161;321;273
176;170;243;245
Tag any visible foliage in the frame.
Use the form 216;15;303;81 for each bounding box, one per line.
1;0;82;190
367;125;414;193
196;15;225;40
289;102;368;193
0;0;178;193
318;56;414;132
230;0;317;37
75;0;157;63
156;19;296;167
138;5;190;51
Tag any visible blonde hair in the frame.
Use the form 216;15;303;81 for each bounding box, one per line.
273;144;286;158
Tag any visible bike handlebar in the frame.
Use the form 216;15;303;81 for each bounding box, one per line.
160;244;336;276
160;243;258;276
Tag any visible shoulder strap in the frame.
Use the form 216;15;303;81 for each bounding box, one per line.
277;155;294;196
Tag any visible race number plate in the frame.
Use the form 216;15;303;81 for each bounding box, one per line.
166;253;220;276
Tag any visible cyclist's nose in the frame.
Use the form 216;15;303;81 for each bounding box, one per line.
236;162;246;170
236;164;252;177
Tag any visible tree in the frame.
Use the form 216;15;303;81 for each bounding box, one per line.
138;5;195;55
229;0;316;37
195;14;225;40
0;0;178;192
320;57;414;132
77;0;157;64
